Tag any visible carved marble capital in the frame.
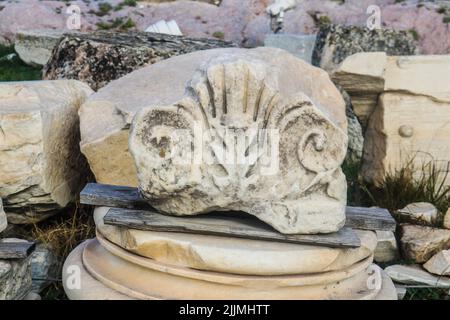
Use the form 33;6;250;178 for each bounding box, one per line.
129;52;348;234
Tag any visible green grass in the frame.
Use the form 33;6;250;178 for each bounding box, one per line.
409;29;420;41
212;31;225;39
437;6;447;14
0;45;42;81
114;0;138;11
96;17;136;31
405;288;450;300
96;2;113;16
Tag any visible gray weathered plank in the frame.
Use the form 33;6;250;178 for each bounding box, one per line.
345;206;396;232
0;241;36;259
80;183;396;232
104;208;361;248
80;183;150;209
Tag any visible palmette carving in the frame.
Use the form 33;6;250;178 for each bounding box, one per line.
129;54;348;234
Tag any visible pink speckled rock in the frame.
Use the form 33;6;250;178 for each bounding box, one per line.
0;0;449;55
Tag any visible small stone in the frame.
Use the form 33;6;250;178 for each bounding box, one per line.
423;250;450;276
374;230;398;263
385;264;450;288
396;202;439;226
399;224;450;263
30;244;58;293
0;257;32;300
444;208;450;229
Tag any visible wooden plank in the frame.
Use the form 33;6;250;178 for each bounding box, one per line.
81;183;396;232
104;208;361;248
345;206;396;232
0;241;36;259
80;183;151;209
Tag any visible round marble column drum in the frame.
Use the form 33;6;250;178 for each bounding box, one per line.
62;207;397;300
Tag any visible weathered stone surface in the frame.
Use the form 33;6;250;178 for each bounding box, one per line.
0;80;93;224
64;239;397;300
312;24;417;73
95;207;375;275
395;202;439;227
363;92;450;187
30;244;58;293
385;264;450;288
0;198;6;233
332;52;386;129
74;238;396;300
264;34;316;63
400;224;450;264
423;250;450;277
374;230;398;263
14;29;64;66
43;31;235;91
445;208;450;230
360;55;450;187
0;239;32;300
79;47;347;190
128;47;348;234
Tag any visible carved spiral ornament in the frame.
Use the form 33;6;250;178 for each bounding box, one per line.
129;53;348;234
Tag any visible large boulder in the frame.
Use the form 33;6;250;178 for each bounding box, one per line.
43;31;235;91
14;29;65;67
0;80;93;224
312;24;417;73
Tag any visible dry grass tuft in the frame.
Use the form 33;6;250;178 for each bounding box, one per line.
10;202;95;299
29;203;96;262
358;159;450;220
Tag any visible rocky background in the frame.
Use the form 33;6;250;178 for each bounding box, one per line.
0;0;449;54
